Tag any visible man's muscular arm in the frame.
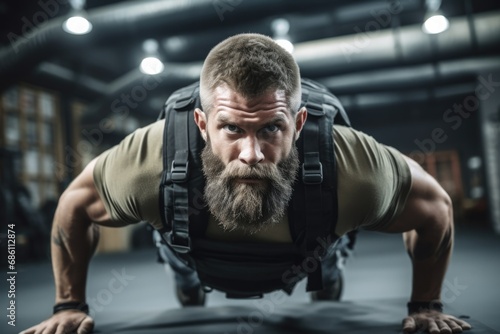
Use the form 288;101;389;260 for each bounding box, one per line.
379;156;471;334
21;158;124;334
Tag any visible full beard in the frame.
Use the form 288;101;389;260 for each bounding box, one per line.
201;139;299;234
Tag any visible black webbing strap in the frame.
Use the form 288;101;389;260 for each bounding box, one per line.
158;84;197;254
168;108;191;253
302;89;326;292
159;113;171;238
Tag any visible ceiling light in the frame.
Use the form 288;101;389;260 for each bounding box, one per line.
422;0;449;35
275;39;294;54
63;15;92;35
271;18;290;37
271;18;294;54
140;39;164;75
422;13;449;34
140;56;164;75
63;0;92;35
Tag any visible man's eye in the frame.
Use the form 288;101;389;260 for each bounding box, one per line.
263;124;280;133
223;124;241;133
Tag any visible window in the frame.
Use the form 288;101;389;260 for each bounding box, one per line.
0;84;64;208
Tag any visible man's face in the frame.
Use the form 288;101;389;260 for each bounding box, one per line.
195;85;307;234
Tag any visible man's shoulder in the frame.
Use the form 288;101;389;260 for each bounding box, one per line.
333;124;378;144
95;119;165;176
132;119;165;138
333;124;358;135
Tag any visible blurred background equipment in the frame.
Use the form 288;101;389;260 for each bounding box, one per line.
0;149;51;266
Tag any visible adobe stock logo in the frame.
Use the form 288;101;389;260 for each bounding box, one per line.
87;268;136;317
225;291;287;334
212;0;243;22
7;0;69;53
441;277;467;304
341;1;403;63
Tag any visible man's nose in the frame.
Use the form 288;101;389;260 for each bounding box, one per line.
239;136;264;166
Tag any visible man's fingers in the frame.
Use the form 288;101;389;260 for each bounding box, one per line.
444;319;463;333
403;316;416;333
54;324;68;334
34;324;46;334
77;317;94;334
20;312;94;334
446;316;472;331
403;312;473;334
41;322;57;334
436;320;452;334
19;320;50;334
450;316;470;325
19;326;37;334
427;320;440;334
19;325;37;334
456;319;472;330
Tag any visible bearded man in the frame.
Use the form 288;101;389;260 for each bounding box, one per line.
22;33;471;334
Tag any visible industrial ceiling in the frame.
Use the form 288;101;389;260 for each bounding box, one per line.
1;0;499;127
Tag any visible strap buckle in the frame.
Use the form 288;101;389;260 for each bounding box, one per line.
170;160;189;183
302;161;323;185
168;232;191;253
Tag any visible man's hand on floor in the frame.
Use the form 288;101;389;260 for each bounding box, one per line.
20;310;94;334
403;310;472;333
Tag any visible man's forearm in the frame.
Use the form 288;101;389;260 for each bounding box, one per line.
404;222;453;302
51;212;100;304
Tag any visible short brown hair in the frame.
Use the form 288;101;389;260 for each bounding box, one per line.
200;33;301;114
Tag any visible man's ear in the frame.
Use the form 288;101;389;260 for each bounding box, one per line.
194;108;208;141
294;107;307;140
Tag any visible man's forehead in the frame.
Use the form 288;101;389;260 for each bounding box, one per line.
215;110;289;124
212;85;288;108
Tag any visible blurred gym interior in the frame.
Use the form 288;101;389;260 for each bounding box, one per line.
0;0;499;333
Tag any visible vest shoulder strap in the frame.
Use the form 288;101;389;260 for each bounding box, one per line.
286;78;347;291
158;82;208;253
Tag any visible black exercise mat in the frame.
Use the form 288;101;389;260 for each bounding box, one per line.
95;298;498;334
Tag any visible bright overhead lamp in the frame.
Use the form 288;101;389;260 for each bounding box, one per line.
422;0;449;34
63;15;92;35
422;13;449;34
139;39;165;75
271;18;294;54
63;0;92;35
140;56;164;75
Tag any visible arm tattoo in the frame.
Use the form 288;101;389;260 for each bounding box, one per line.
52;226;69;249
52;224;100;252
91;223;100;251
52;226;68;253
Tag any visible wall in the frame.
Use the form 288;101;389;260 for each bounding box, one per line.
349;93;487;223
479;71;500;233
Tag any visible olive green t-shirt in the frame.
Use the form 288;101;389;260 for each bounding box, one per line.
93;120;411;236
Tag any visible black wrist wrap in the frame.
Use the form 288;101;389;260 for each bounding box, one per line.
53;302;89;314
407;301;443;314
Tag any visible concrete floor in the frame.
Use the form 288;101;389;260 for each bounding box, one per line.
2;223;499;333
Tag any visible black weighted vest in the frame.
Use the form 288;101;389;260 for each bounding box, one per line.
157;78;351;298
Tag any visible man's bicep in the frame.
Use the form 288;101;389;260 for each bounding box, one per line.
64;157;125;227
374;155;449;234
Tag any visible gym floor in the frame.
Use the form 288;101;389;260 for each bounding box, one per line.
2;223;499;334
